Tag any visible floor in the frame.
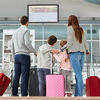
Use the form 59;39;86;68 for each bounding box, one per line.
2;88;87;97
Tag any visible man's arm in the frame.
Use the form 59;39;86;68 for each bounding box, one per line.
11;38;15;61
24;30;37;55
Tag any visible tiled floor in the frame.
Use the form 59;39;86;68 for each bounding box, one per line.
2;88;87;97
2;93;86;97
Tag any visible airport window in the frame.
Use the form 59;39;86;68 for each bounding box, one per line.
87;30;97;34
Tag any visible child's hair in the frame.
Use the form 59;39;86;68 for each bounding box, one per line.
48;35;57;45
60;39;69;62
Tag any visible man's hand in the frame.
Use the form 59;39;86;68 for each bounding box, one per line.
35;53;37;56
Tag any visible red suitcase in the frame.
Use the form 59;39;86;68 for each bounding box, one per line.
0;73;11;96
86;76;100;96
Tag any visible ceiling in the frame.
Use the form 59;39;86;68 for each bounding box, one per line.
0;0;100;21
83;0;100;5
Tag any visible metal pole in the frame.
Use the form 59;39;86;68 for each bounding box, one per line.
42;23;44;45
90;24;93;68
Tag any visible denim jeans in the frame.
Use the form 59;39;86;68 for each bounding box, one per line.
37;68;50;96
12;54;30;96
69;52;84;96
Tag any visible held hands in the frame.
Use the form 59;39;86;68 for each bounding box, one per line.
52;49;60;54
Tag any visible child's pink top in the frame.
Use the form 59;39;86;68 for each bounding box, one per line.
53;50;72;71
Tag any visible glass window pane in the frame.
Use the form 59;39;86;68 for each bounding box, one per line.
0;29;3;39
0;41;2;67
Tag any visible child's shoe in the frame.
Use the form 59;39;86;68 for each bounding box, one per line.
67;93;72;97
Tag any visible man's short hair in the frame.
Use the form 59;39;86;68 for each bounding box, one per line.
20;16;28;25
48;35;57;45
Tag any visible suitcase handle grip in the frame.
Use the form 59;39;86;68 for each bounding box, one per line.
0;79;6;92
0;84;5;92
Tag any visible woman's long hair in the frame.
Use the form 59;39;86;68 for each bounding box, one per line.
68;15;84;44
60;39;69;62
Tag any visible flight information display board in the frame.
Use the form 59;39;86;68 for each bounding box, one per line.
27;4;59;23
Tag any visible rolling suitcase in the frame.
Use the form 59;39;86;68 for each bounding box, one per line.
29;66;39;96
46;52;65;97
86;76;100;96
46;75;65;97
0;73;11;96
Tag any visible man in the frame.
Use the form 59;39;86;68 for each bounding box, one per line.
11;16;37;96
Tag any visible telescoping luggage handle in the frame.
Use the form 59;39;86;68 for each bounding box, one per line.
50;51;53;74
50;51;59;75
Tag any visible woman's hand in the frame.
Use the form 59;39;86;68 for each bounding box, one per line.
86;52;90;55
52;49;60;54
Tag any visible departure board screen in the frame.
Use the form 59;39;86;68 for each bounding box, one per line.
27;4;59;23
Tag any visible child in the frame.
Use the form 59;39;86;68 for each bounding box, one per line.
37;35;57;96
52;39;72;97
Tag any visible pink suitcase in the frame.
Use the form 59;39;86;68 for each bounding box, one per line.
46;75;65;97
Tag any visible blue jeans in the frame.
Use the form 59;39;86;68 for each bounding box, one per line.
37;68;50;96
69;52;84;96
12;54;30;96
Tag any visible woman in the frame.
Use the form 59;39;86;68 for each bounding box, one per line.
60;15;89;96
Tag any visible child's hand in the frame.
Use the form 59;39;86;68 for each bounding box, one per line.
65;56;69;62
52;49;59;54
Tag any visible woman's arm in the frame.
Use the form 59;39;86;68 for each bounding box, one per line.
60;26;73;52
84;32;90;55
84;31;89;51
